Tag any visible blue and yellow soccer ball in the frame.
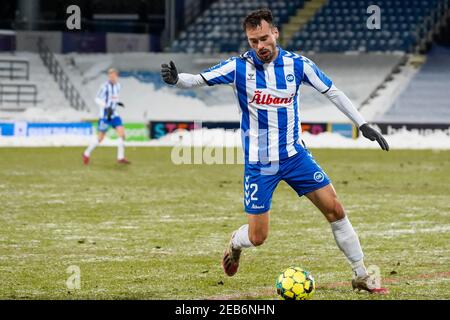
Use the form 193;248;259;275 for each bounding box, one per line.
275;266;316;300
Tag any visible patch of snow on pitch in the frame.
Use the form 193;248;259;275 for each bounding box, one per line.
1;129;450;149
157;129;450;150
1;107;95;122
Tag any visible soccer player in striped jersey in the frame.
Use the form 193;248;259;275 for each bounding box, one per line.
83;68;130;165
161;9;389;294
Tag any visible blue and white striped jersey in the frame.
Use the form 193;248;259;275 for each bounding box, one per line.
200;47;333;163
96;81;121;118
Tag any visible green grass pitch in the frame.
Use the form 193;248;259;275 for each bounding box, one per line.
0;147;449;299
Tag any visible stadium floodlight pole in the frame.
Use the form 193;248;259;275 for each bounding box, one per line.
170;0;176;43
164;0;177;47
18;0;40;30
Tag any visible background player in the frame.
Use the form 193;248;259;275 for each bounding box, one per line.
161;9;389;293
83;68;130;165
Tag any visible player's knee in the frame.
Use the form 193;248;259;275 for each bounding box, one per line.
329;198;345;221
321;196;345;222
249;232;267;246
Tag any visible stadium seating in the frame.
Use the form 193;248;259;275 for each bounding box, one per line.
0;52;71;113
378;45;450;123
287;0;444;52
69;52;404;123
170;0;446;53
118;70;238;106
170;0;305;53
52;47;439;124
120;71;167;90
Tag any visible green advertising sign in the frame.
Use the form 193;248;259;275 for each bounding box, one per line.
92;122;149;141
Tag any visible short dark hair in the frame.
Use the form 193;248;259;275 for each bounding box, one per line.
242;8;275;31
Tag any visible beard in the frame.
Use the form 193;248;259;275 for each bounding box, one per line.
257;48;273;62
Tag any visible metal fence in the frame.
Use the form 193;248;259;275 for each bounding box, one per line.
0;59;30;80
37;38;87;111
0;83;38;107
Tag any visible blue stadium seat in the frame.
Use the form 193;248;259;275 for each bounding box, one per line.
286;0;444;53
169;0;305;53
170;0;444;53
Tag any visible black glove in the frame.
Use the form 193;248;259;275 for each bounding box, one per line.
105;107;114;121
117;102;125;108
161;61;179;85
359;123;389;151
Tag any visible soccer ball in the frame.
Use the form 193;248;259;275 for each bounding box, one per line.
275;266;316;300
